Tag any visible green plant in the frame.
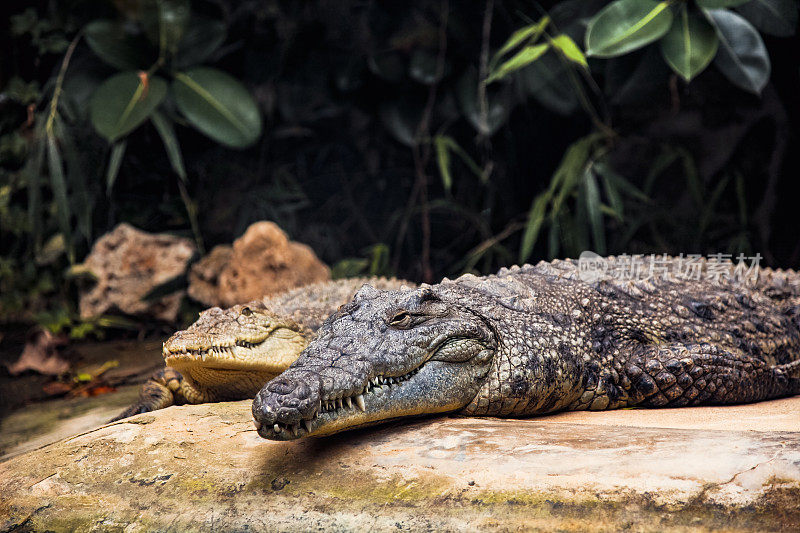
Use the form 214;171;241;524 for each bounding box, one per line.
483;0;796;263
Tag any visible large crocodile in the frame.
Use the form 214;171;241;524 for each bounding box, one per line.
252;256;800;440
113;278;412;420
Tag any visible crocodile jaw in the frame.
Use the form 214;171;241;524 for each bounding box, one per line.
256;352;494;440
164;327;308;375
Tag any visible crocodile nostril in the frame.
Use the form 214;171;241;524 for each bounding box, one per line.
267;378;297;395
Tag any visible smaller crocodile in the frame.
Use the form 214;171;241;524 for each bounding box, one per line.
113;278;412;420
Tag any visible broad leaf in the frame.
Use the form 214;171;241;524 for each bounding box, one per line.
487;43;550;83
175;15;227;68
696;0;750;7
736;0;798;37
457;68;511;136
706;9;771;94
141;0;190;57
409;49;443;85
90;72;167;142
378;99;422;147
172;67;262;148
368;51;406;83
519;50;580;115
549;34;588;68
585;0;674;58
660;5;719;81
84;20;152;70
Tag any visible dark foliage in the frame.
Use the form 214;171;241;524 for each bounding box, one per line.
1;0;798;330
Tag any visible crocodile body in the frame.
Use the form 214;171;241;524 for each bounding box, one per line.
252;257;800;440
113;277;412;420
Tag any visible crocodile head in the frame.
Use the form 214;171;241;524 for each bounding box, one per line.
252;284;497;440
164;302;309;393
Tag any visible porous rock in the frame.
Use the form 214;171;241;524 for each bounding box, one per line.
78;223;196;322
188;221;330;307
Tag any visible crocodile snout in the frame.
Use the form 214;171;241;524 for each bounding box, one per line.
252;372;319;438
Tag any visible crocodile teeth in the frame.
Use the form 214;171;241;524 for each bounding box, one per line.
303;420;313;433
345;397;352;408
291;424;299;437
355;394;366;412
336;398;342;409
273;424;281;433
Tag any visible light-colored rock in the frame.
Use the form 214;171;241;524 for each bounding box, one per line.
1;397;798;531
78;223;196;322
188;221;330;307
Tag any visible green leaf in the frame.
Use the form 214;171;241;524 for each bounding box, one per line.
84;20;152;71
90;72;167;142
585;0;674;58
46;134;73;262
706;9;771;94
378;101;419;147
583;168;606;254
520;194;548;263
175;15;227;68
549;34;588;68
490;16;551;70
457;68;511;136
660;5;719;81
487;43;550;83
25;128;46;248
433;135;485;192
105;140;127;193
141;0;190;57
172;67;262;149
518;50;580;115
151;111;186;181
434;135;452;192
696;0;750;7
736;0;798;37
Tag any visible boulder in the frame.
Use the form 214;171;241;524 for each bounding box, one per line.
78;223;196;322
188;221;330;307
1;398;798;531
186;244;232;306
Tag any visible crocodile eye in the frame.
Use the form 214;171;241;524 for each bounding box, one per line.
241;306;252;317
389;311;412;328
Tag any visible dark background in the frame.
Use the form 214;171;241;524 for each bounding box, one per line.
1;0;799;324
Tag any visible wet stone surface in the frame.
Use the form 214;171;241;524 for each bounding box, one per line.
0;397;798;532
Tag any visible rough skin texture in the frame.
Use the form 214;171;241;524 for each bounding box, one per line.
252;257;800;440
113;278;412;420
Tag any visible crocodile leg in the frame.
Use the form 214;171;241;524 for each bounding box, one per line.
110;367;187;421
622;343;800;408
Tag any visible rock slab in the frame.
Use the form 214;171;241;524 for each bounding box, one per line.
1;398;799;531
